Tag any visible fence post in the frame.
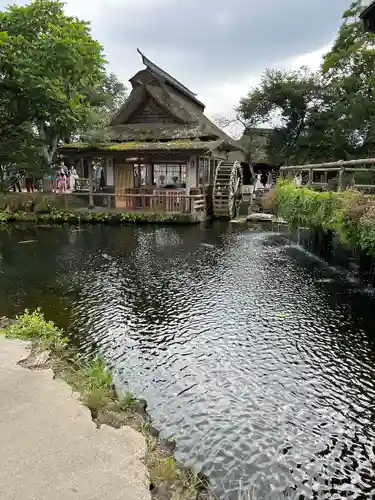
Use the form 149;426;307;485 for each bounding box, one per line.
88;159;94;206
338;167;345;192
308;168;313;187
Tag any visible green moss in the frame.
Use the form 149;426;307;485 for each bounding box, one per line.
276;181;375;256
3;310;210;500
60;142;89;149
61;139;201;151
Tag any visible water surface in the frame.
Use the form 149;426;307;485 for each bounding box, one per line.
1;223;375;499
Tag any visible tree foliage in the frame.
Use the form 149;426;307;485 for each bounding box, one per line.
237;67;325;164
0;0;127;179
236;1;375;165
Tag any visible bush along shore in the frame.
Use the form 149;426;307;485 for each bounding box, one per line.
0;310;211;500
0;209;199;226
276;181;375;257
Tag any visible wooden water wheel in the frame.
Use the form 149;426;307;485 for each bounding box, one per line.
212;160;243;219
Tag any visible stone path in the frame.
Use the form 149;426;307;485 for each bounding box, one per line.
0;336;151;500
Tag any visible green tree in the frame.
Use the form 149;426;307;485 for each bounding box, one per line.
321;0;375;160
78;72;128;146
0;0;109;169
237;67;325;165
0;88;44;190
236;1;375;166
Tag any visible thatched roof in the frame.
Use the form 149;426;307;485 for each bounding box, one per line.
61;50;243;156
136;49;205;110
107;51;242;152
360;0;375;31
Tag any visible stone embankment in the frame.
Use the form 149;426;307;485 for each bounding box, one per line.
0;334;151;500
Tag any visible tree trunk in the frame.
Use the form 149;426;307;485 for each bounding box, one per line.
38;123;59;170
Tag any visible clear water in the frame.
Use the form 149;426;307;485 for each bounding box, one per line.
1;223;375;499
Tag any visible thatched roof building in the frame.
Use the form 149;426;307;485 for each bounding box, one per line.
62;49;241;157
240;127;273;164
360;0;375;32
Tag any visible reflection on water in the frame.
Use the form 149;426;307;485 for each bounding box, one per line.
1;223;375;499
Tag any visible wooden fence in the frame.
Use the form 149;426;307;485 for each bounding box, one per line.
0;190;207;218
280;158;375;191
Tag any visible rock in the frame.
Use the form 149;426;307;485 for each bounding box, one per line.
18;350;51;370
0;317;15;329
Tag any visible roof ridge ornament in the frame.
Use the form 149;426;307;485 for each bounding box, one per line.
135;48;205;109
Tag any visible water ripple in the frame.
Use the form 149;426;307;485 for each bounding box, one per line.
1;224;375;499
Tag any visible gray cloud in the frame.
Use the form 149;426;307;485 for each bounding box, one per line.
0;0;351;110
93;0;349;91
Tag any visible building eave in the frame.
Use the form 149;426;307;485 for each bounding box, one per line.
59;139;240;155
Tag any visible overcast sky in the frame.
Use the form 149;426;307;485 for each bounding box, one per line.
2;0;350;119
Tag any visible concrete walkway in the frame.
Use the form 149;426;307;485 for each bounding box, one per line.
0;336;151;500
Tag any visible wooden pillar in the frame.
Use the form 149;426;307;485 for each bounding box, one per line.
187;156;198;190
308;168;313;187
88;158;94;206
338;167;345;192
146;163;153;188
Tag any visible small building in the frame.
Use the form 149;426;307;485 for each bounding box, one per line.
60;50;244;219
360;0;375;32
240;127;278;182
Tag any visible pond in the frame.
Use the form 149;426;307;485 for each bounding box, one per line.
1;223;375;499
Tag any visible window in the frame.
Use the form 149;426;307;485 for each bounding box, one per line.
153;163;186;187
198;156;210;185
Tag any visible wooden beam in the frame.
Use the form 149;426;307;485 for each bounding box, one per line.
280;157;375;171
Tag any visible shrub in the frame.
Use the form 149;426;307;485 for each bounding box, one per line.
276;181;375;256
261;188;277;213
6;308;68;352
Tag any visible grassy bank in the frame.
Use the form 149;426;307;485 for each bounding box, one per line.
276;181;375;256
0;309;210;500
0;209;199;226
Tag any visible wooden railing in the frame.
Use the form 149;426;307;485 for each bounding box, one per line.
2;187;207;219
280;158;375;192
70;192;206;217
12;191;206;216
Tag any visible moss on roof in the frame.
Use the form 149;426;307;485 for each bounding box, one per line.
60;139;219;151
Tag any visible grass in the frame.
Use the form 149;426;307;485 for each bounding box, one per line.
6;308;68;353
3;309;210;500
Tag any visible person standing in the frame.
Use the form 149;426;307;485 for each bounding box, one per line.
96;164;103;191
58;169;67;193
266;171;273;189
9;167;22;192
69;166;78;191
25;172;34;193
12;178;22;192
254;173;263;191
49;172;55;192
